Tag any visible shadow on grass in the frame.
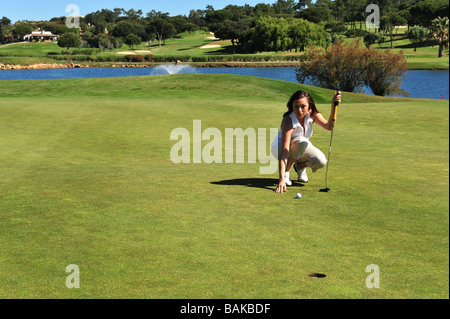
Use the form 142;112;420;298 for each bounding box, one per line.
211;178;305;191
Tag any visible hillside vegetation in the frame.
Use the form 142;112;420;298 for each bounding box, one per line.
0;29;448;69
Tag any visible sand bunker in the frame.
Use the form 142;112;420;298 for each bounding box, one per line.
117;50;151;55
200;44;221;49
206;36;219;40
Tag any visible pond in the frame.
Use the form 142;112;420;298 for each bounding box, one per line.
0;66;448;100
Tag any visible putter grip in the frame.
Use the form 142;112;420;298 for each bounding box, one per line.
333;91;341;120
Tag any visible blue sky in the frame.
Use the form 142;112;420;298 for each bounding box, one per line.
1;0;275;23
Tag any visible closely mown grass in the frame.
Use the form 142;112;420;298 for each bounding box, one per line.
0;74;448;298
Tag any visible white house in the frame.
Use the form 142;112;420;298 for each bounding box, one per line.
24;30;59;42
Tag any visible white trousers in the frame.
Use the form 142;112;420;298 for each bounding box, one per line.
272;139;327;172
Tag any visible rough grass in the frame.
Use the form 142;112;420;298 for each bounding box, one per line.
0;74;448;298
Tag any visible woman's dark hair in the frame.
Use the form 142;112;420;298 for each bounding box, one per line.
283;90;320;118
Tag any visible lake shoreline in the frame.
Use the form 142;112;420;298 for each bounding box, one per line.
1;61;448;71
0;65;448;100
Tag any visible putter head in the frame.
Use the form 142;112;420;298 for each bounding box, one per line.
319;187;330;192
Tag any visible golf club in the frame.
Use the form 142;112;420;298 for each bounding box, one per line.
319;91;340;192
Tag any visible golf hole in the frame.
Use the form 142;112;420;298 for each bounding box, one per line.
307;273;326;278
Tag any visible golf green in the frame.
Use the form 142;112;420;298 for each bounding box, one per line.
0;74;448;298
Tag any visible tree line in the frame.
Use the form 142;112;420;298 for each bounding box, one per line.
0;0;448;54
0;0;448;96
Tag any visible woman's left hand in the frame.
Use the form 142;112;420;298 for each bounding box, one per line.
332;91;341;106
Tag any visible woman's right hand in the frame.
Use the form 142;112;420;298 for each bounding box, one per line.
275;180;287;193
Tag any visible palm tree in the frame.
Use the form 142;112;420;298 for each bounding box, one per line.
431;16;449;58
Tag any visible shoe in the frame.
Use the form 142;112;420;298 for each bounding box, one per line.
298;168;308;183
294;163;308;183
284;171;292;186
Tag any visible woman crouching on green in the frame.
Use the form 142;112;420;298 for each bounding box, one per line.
271;90;341;193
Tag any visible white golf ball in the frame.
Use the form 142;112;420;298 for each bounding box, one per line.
296;193;302;199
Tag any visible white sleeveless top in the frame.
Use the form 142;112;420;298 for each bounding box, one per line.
272;112;314;149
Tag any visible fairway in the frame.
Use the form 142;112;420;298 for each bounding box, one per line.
1;29;448;69
0;74;448;298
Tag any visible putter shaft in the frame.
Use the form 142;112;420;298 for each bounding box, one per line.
321;91;340;192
